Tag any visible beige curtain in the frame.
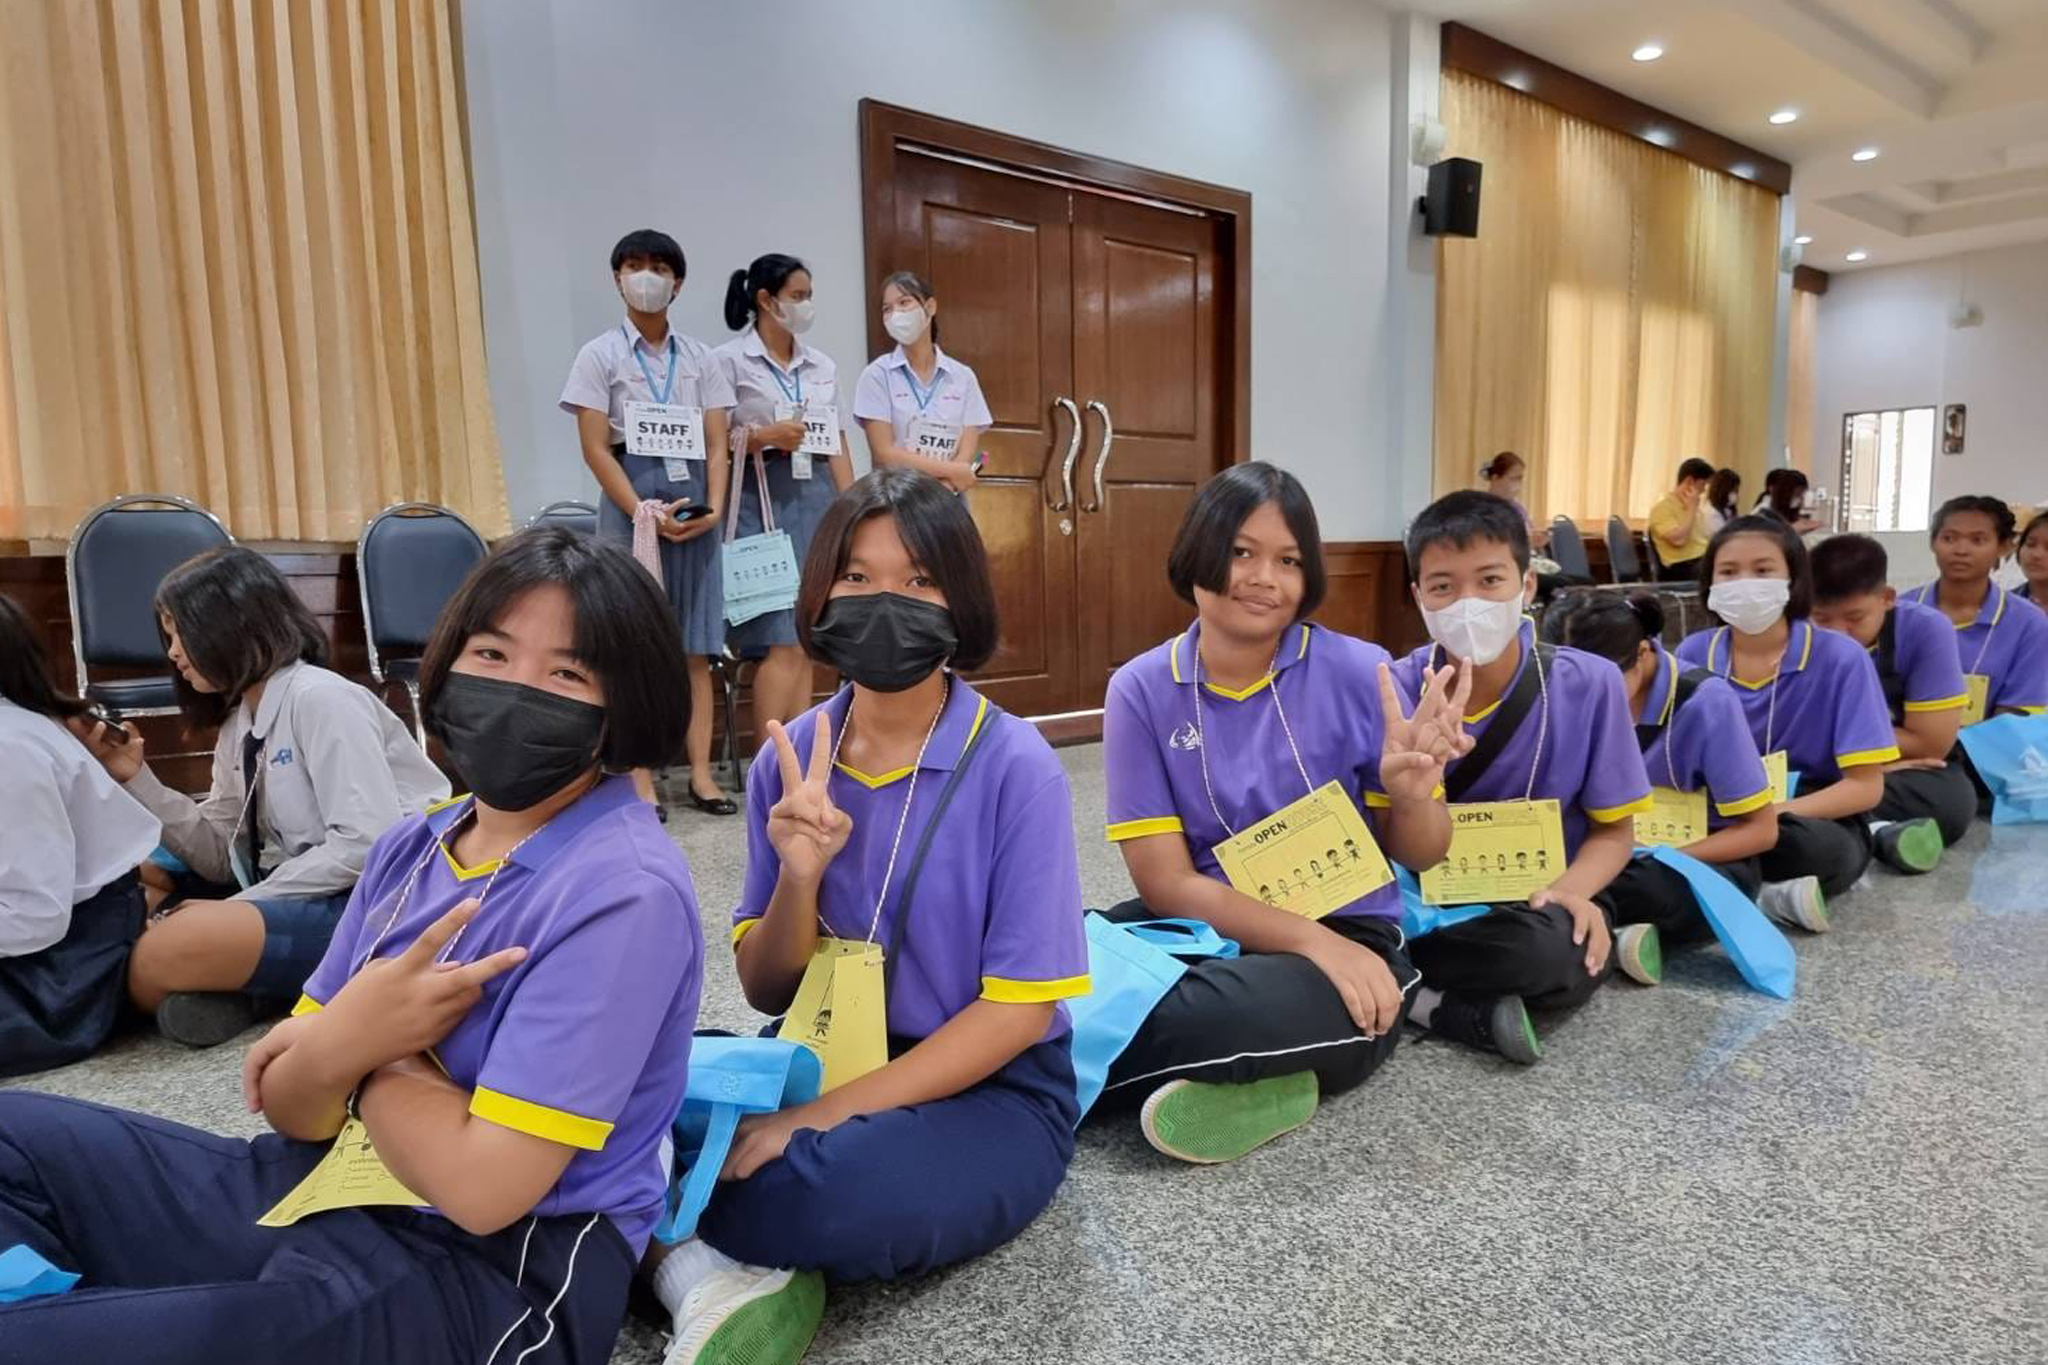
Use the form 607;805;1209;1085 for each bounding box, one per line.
0;0;507;544
1787;287;1818;474
1436;70;1780;527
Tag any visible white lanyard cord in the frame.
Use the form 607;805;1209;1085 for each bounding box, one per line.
350;796;543;977
1917;583;1998;675
829;680;951;945
1427;629;1547;803
1192;635;1313;838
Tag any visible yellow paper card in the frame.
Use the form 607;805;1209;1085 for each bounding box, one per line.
257;1116;427;1227
776;937;889;1094
1763;750;1792;805
1962;674;1990;727
1420;799;1567;905
1211;780;1395;920
1636;786;1709;848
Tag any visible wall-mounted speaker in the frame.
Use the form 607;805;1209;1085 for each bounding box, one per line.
1419;157;1481;237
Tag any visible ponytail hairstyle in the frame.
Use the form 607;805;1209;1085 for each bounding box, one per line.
724;253;808;332
1479;450;1525;483
880;269;940;344
1539;589;1663;671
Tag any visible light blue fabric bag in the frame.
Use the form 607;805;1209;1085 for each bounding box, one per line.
1394;866;1492;938
653;1036;822;1245
1959;712;2048;824
721;449;801;627
1069;914;1239;1121
1643;845;1795;999
0;1244;78;1303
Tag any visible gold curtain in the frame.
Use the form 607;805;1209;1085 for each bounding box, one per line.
1435;70;1780;526
1787;287;1818;474
0;0;507;543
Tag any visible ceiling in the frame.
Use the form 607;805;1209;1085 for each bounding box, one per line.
1403;0;2048;273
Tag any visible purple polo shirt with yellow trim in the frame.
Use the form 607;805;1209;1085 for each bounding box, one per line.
1903;580;2048;716
1676;619;1900;785
1868;598;1969;724
1635;646;1773;825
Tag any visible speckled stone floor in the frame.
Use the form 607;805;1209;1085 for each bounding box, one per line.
9;745;2046;1364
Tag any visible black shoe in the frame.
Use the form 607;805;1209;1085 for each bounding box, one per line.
155;992;263;1048
1427;991;1543;1066
688;787;739;816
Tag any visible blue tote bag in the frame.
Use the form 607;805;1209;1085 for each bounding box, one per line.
1643;846;1795;999
653;1035;822;1245
1069;914;1238;1121
1393;866;1491;939
1959;712;2048;824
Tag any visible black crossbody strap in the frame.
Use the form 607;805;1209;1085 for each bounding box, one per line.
1874;607;1907;724
883;699;1002;986
1635;665;1714;748
1443;643;1555;803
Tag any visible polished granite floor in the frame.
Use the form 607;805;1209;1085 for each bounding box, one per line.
10;744;2046;1364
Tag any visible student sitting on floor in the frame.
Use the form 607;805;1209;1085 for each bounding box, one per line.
69;546;448;1047
2016;509;2048;611
0;593;162;1077
1677;516;1899;933
1388;492;1654;1065
1541;591;1777;974
1099;463;1466;1162
649;469;1091;1365
0;528;703;1364
1809;533;1971;869
1905;495;2048;726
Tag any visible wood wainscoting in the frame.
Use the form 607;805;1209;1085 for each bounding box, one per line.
1319;542;1427;657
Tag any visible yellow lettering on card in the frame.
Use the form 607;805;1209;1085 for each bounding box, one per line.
1212;781;1394;920
1419;799;1567;905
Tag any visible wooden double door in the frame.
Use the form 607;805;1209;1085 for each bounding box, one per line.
863;105;1247;722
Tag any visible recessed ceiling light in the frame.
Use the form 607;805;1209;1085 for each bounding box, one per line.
1795;234;1813;245
1632;44;1664;62
1769;109;1799;125
1846;250;1869;262
1852;147;1880;162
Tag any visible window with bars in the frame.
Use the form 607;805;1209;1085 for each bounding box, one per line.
1839;407;1936;534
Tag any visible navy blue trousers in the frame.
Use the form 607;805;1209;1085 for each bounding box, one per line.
0;1093;633;1365
696;1038;1077;1285
0;874;143;1079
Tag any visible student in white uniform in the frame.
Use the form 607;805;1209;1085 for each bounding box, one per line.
0;594;161;1076
70;547;448;1048
561;228;740;815
853;271;991;494
715;254;855;744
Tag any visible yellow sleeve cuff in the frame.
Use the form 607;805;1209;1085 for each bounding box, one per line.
469;1086;612;1151
731;918;761;948
1713;787;1775;818
981;974;1092;1004
1106;816;1184;842
1586;795;1654;823
2014;705;2045;715
290;994;323;1017
1903;695;1967;713
1363;784;1443;808
1837;745;1902;768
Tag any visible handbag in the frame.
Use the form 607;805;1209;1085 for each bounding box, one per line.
1069;914;1239;1121
721;433;801;627
652;1035;822;1245
1642;846;1795;999
1958;711;2048;824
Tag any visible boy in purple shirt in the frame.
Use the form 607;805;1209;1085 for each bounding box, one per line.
1101;465;1467;1163
1390;493;1653;1064
1811;534;1971;868
0;530;705;1364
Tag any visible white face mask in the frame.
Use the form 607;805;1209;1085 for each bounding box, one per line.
1707;577;1791;635
773;297;816;335
620;269;673;314
1423;591;1526;666
884;304;929;345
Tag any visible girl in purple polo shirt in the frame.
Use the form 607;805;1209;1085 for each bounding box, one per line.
0;529;705;1365
1100;463;1468;1163
2017;509;2048;611
648;469;1090;1365
1677;516;1900;932
1907;496;2048;723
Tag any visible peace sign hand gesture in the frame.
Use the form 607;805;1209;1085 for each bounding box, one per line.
766;715;853;884
1377;661;1474;804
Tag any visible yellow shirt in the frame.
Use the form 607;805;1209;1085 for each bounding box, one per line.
1648;492;1709;564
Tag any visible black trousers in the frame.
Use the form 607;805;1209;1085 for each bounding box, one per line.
1095;901;1413;1107
1873;761;1978;846
1761;811;1871;900
1602;854;1762;947
1406;901;1614;1013
0;874;144;1079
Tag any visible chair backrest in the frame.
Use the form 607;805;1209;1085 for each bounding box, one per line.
1606;516;1643;583
1547;515;1591;578
66;494;234;673
356;503;489;679
528;499;599;538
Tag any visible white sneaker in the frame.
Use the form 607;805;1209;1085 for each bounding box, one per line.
1759;875;1830;933
663;1264;824;1365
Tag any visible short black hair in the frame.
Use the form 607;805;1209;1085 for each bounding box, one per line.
0;591;88;722
1929;494;2015;544
1810;534;1890;603
1406;490;1531;581
610;228;686;280
1539;590;1663;668
2021;509;2048;548
418;529;689;772
725;253;807;331
155;546;327;726
1166;462;1327;621
1760;467;1810;521
1701;513;1813;620
1706;467;1742;516
1677;458;1716;485
795;468;998;672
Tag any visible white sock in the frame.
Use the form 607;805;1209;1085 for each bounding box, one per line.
1410;986;1442;1030
1867;819;1895;834
652;1238;742;1320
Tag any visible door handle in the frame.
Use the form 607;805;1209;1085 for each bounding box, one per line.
1049;396;1082;512
1083;400;1114;513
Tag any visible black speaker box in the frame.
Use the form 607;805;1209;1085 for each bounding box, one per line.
1419;157;1481;237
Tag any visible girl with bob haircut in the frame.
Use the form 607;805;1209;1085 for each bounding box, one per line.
0;528;706;1364
1099;462;1467;1162
70;545;447;1048
646;468;1087;1365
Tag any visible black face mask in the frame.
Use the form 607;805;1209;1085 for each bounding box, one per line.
809;592;959;693
430;672;605;811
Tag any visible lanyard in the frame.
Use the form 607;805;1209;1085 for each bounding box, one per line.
349;797;547;978
623;326;679;405
761;350;803;404
1429;629;1550;802
904;360;944;413
1648;653;1683;790
1915;583;2002;674
1717;626;1786;755
1190;633;1315;838
830;682;951;945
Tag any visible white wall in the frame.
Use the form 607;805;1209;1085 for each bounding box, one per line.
460;0;1435;540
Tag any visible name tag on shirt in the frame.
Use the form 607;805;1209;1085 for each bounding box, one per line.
1637;786;1709;848
774;400;838;478
625;401;705;462
776;938;887;1094
1763;750;1793;805
907;416;963;462
1211;781;1395;921
1962;674;1991;727
1421;799;1567;905
257;1116;426;1227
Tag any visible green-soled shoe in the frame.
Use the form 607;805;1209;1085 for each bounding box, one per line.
1139;1072;1319;1165
670;1266;824;1365
1614;922;1664;986
1874;817;1943;875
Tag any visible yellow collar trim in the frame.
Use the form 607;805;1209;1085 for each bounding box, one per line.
439;842;503;882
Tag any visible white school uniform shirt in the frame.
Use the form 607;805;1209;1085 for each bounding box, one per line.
121;662;450;899
0;696;161;957
712;328;843;444
851;345;993;447
558;318;736;442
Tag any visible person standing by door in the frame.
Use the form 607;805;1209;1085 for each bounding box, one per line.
561;228;738;816
715;255;856;746
854;271;989;494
